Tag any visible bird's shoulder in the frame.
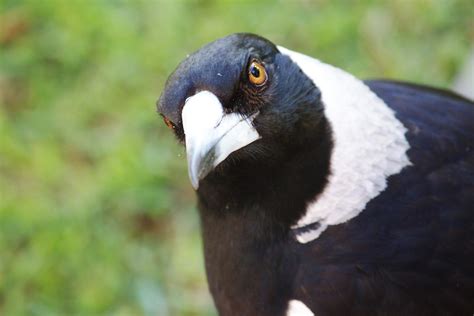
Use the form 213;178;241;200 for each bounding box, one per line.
289;80;474;314
365;79;474;157
365;79;474;184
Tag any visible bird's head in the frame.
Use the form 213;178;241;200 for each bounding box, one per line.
158;33;411;242
158;33;330;202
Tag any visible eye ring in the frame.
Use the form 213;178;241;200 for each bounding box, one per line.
248;60;267;86
161;115;176;130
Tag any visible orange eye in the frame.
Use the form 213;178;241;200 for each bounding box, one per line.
248;61;267;86
162;116;175;130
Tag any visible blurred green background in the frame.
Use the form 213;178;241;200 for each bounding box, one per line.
0;0;472;315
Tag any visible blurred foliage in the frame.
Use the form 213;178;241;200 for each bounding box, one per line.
0;0;472;315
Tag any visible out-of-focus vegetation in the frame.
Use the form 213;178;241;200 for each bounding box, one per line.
0;0;472;315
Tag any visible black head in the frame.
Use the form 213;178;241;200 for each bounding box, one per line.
158;33;323;140
159;33;277;129
157;33;332;223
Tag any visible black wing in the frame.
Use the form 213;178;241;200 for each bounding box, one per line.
292;80;474;315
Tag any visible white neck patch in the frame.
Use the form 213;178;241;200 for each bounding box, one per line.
278;46;411;244
286;300;314;316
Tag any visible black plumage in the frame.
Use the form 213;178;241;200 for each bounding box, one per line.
157;33;474;316
289;81;474;315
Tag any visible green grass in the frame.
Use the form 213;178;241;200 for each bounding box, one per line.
0;0;472;314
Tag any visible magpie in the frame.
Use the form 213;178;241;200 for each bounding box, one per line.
157;33;474;316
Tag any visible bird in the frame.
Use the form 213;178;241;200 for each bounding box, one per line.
157;33;474;316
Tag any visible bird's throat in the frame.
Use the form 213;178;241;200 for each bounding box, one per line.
198;201;297;316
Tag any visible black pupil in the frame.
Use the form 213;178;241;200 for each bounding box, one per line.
250;64;260;77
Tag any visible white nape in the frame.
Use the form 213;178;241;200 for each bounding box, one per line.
286;300;314;316
278;46;411;244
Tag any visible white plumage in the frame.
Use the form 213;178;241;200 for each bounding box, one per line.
278;47;411;243
286;300;314;316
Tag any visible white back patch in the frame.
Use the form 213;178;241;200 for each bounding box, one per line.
278;46;411;244
287;300;314;316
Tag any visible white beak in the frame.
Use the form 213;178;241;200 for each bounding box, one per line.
182;91;260;189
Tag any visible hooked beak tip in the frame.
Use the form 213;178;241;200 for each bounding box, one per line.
187;152;200;190
190;176;199;190
187;147;217;190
